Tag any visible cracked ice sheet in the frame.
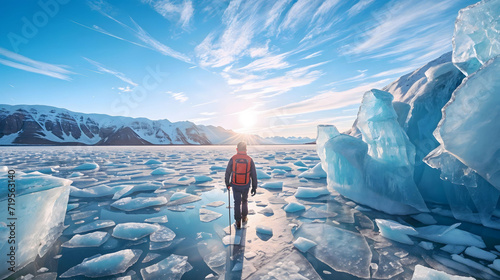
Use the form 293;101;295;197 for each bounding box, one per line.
200;208;223;222
247;251;321;280
294;223;371;278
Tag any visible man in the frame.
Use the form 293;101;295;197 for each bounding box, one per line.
225;141;258;229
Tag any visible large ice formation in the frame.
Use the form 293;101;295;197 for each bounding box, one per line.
0;172;71;278
318;0;500;227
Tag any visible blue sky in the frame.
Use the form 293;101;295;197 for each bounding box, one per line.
0;0;475;138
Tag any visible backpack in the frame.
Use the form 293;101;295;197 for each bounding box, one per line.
231;154;252;186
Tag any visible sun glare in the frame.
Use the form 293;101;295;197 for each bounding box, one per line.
239;110;258;129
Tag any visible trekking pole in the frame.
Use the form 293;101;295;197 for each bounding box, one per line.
228;187;231;236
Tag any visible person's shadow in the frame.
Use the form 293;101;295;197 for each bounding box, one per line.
225;224;247;280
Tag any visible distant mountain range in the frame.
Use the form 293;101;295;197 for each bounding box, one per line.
0;104;314;145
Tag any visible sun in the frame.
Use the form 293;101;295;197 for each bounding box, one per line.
239;110;258;129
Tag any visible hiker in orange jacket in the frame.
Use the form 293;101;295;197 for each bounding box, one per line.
225;141;258;229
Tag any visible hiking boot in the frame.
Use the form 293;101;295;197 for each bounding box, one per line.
236;220;242;229
242;216;248;224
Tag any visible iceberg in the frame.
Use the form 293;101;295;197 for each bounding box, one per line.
140;254;192;280
452;0;500;76
60;249;141;278
0;172;71;278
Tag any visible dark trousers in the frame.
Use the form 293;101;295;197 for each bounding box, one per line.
232;185;249;220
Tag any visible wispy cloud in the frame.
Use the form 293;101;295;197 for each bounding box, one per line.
346;0;455;56
301;51;322;60
347;0;374;18
0;47;73;80
326;69;367;87
199;112;216;116
84;57;137;86
118;85;133;92
85;1;191;64
167;91;188;102
225;62;327;98
279;0;322;32
239;52;290;72
262;79;389;118
143;0;194;29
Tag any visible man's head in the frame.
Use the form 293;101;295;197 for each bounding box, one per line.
237;141;247;152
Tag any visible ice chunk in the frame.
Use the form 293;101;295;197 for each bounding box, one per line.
411;264;474;280
222;235;241;245
294;223;371;278
490;259;500;272
375;219;418;245
150;226;176;242
293;237;317;253
111;197;167;211
0;173;70;278
62;232;109;248
145;159;163;165
38;167;58;174
441;245;467;254
194;175;213;183
69;172;84;177
261;181;283;190
74;220;115;234
145;215;168;223
210;165;225;171
298;163;327;179
70;185;124;198
142;253;161;263
256;225;273;235
411;213;437;225
418;241;434;250
140;254;192;280
451;254;497;276
294;161;307;167
73;162;99;171
464;246;497;262
167;192;201;206
112;223;160;241
247;251;322;280
206;201;224;207
452;0;500;76
258;207;274;216
270;165;292;171
271;169;287;175
284;202;306;213
294;187;329;198
199;209;222;222
417;223;486;248
256;169;271;179
151;167;175;175
112;182;161;199
60;249;142;278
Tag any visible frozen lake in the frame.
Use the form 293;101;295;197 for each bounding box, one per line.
2;145;500;280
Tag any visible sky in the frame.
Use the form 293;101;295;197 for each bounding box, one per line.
0;0;476;138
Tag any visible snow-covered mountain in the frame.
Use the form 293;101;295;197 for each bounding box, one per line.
0;104;313;145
